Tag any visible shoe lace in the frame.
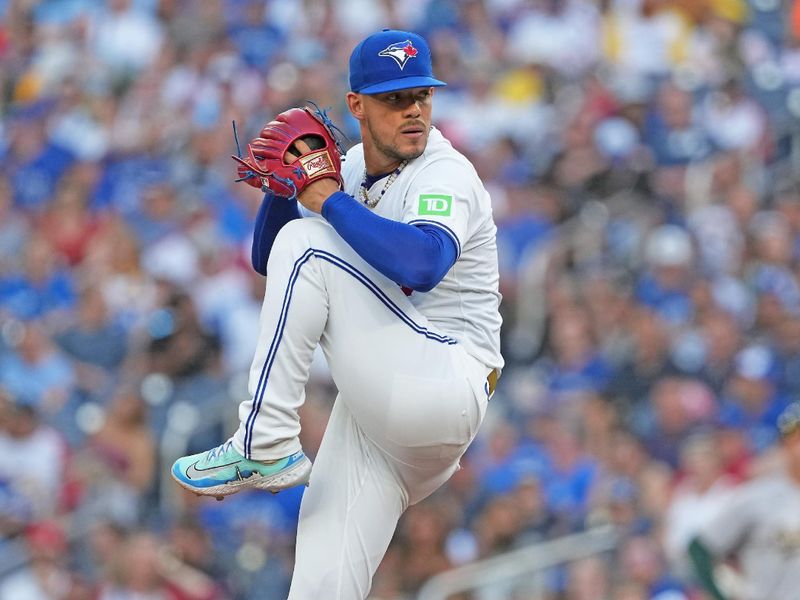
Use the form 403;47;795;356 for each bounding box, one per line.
206;440;233;461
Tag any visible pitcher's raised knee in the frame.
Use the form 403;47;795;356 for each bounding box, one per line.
272;217;341;256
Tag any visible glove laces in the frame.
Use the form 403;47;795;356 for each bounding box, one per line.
232;120;258;184
306;100;348;157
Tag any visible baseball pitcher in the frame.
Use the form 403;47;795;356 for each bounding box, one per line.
171;29;503;599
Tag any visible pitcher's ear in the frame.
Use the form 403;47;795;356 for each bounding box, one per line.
346;92;365;121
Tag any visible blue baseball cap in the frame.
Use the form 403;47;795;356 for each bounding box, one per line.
349;29;447;94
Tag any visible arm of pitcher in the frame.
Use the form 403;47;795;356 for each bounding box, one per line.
321;191;457;292
251;191;302;276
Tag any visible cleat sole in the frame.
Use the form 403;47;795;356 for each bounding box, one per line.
172;454;312;499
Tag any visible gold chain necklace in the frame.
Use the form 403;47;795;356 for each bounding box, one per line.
359;160;408;209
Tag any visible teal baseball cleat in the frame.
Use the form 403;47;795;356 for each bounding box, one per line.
171;440;312;499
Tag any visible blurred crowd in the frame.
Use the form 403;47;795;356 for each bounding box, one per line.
2;0;800;598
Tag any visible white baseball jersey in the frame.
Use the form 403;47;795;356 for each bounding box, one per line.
699;472;800;600
340;126;504;371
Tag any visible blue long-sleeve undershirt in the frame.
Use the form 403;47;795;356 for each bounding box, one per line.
250;191;457;292
251;192;301;276
321;191;457;292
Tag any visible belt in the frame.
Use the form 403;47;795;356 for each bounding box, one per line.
487;368;499;397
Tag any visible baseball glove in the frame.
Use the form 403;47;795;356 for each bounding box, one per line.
232;105;344;200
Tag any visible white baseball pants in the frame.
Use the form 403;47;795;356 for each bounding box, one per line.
231;217;490;599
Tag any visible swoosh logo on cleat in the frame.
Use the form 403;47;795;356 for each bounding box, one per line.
185;460;241;480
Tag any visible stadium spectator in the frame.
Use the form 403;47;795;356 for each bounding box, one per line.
0;520;77;600
0;391;68;519
0;322;75;418
53;285;128;405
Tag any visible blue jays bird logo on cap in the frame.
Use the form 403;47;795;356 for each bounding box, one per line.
378;40;419;70
349;30;446;93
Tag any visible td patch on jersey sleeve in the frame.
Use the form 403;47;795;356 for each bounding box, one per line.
418;194;452;216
